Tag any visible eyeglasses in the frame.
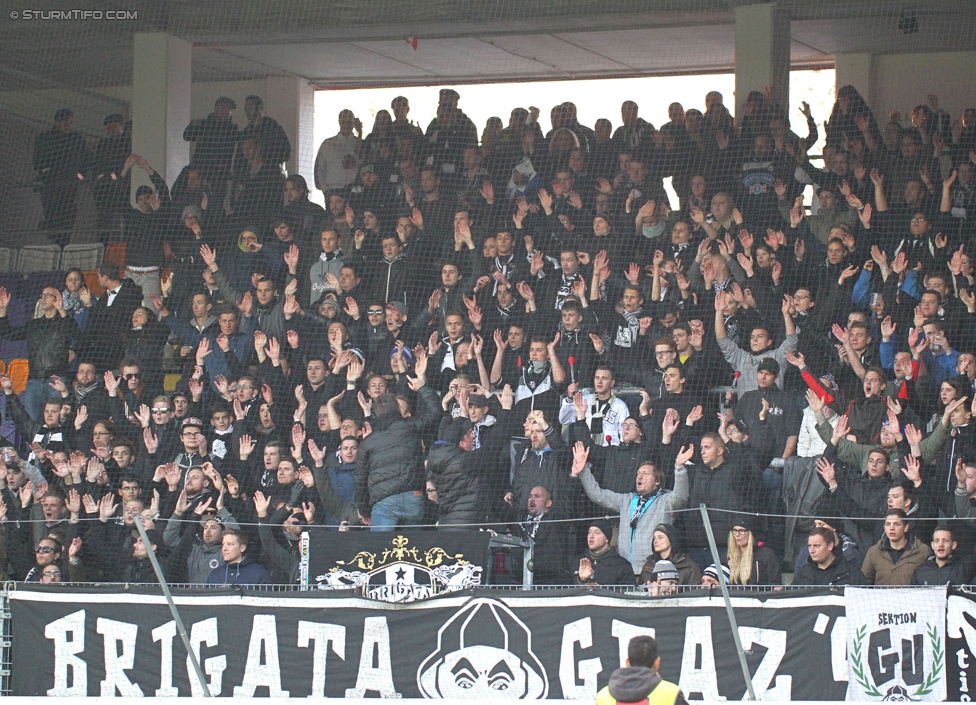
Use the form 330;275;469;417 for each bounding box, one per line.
34;546;55;554
425;488;437;495
41;570;61;577
731;528;750;535
911;217;927;223
40;293;59;300
367;310;384;315
655;350;674;357
238;385;255;391
92;431;111;436
622;422;640;429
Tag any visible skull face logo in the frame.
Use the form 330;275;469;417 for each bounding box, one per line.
417;598;547;699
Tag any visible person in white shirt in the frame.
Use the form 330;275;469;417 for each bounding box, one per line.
314;110;362;195
559;365;629;446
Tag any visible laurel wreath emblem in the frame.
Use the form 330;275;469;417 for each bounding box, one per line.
850;623;943;700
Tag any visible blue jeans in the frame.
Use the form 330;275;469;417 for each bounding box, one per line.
24;377;63;424
369;491;425;532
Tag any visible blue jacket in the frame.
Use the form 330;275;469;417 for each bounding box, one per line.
206;555;272;586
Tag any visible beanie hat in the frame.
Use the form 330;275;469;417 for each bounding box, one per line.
588;519;613;542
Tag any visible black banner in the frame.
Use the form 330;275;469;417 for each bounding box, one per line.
948;589;976;702
304;530;491;602
10;587;848;699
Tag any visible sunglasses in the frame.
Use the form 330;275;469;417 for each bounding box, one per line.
34;546;56;554
124;373;141;380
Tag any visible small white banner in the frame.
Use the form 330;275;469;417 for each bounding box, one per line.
846;587;946;701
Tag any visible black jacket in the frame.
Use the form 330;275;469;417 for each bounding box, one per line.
81;279;144;372
682;451;763;549
570;420;653;495
0;313;79;380
911;554;971;586
793;551;867;586
354;384;439;514
575;547;636;586
428;411;516;525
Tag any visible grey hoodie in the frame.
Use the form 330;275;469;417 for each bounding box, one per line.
603;666;688;705
608;667;661;701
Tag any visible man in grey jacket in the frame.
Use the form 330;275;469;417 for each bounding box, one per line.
571;441;691;575
715;290;797;396
163;488;241;583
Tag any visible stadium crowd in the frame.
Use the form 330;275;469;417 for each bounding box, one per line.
3;85;976;589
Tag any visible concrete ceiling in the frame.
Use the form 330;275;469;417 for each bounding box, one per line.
1;0;974;92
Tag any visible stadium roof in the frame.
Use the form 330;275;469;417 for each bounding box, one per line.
2;0;975;91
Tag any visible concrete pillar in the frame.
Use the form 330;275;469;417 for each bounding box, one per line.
264;77;316;182
835;53;874;107
131;32;191;198
734;4;791;121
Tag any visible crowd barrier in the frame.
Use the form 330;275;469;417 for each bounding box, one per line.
2;583;975;701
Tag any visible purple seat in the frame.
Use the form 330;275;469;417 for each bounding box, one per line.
0;298;31;361
23;270;65;303
0;273;24;299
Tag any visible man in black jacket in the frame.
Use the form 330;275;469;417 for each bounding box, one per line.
426;388;515;527
793;527;867;586
575;519;635;586
911;525;971;585
183;96;240;188
0;285;79;422
80;261;144;373
682;433;763;567
354;362;439;530
33;108;89;246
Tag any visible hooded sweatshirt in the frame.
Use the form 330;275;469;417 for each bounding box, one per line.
596;667;687;705
206;555;272;586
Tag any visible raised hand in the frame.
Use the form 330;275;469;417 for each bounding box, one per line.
831;323;849;345
98;493;118;521
675;444;695;465
661;408;680;438
832;414;850;443
174;489;190;516
253;491;271;517
570;441;590;477
307;438;327;465
785;351;806;368
815;457;837;487
143;427;159;454
901;454;921;484
904;424;923;448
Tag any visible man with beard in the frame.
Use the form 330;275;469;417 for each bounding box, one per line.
572;441;690;575
575;519;635;585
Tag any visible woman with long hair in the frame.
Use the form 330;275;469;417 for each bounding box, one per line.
725;518;781;586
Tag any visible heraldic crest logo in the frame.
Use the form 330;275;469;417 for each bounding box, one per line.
417;597;549;699
315;534;483;602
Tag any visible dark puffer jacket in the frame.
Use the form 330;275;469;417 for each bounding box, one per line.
354;384;439;515
426;442;478;524
428;411;516;525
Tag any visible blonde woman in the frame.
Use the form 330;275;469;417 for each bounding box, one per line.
725;519;781;586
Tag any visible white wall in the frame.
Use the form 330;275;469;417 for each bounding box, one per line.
836;50;976;126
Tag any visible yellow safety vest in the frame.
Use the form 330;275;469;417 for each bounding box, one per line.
595;677;681;705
